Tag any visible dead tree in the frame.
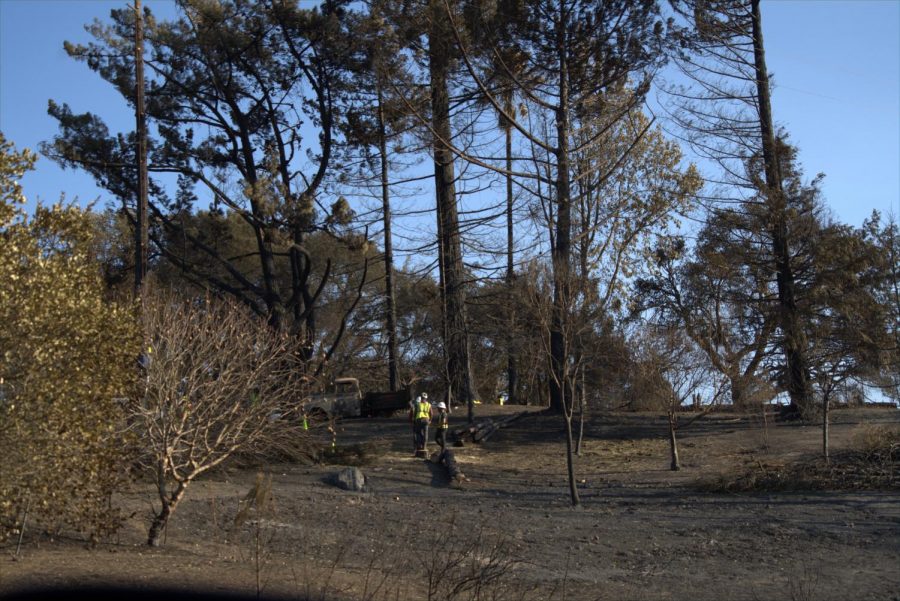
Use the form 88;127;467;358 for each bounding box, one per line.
132;290;308;546
633;326;724;471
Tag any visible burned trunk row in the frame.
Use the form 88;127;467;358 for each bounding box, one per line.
451;412;526;445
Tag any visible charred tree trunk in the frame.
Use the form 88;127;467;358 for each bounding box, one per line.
667;409;681;471
576;366;585;456
148;476;187;547
435;183;452;406
549;9;572;416
377;84;400;391
822;393;831;464
563;381;581;508
429;0;477;422
133;0;149;297
504;102;518;405
290;221;315;361
750;0;811;414
233;108;285;332
729;374;746;409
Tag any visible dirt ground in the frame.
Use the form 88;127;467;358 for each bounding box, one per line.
2;405;899;601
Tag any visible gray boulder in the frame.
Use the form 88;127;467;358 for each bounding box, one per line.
331;467;366;492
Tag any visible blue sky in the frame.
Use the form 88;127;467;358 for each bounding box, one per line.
0;0;898;227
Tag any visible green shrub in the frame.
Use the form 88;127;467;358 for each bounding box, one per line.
0;134;140;541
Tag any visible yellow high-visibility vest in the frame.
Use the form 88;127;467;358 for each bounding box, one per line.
415;401;431;420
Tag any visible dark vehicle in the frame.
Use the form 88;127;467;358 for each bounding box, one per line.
302;377;411;419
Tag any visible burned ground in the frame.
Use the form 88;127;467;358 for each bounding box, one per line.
2;405;899;601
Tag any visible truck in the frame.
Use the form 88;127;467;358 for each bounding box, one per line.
302;377;412;420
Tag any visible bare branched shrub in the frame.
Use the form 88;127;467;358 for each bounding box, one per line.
419;515;522;601
523;260;587;506
232;473;278;599
851;424;900;461
704;425;900;492
210;510;553;601
289;537;356;601
129;290;310;546
630;326;725;470
788;565;822;601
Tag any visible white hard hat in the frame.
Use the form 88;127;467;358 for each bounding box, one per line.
421;392;428;399
436;402;447;409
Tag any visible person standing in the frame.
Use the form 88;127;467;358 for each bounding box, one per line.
434;401;450;450
409;394;420;453
411;392;432;457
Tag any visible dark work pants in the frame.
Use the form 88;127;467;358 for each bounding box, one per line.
414;419;429;452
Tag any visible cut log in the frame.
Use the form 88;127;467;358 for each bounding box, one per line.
452;412;526;444
481;415;520;442
473;423;496;442
479;424;501;443
452;419;492;443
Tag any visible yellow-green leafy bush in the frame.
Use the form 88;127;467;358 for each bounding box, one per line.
0;133;140;540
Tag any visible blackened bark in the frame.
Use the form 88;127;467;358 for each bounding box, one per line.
233;106;284;331
435;176;451;401
750;0;811;413
134;0;149;297
429;0;477;421
550;8;571;415
504;100;518;405
564;393;581;508
576;367;585;455
290;221;315;360
729;373;746;408
668;410;681;471
378;85;400;391
823;394;830;463
148;478;187;547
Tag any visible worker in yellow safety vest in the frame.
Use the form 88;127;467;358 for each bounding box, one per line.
434;401;450;450
410;392;432;457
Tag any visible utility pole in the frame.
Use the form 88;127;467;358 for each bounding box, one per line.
134;0;149;296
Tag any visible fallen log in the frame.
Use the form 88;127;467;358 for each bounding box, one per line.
494;412;524;427
478;422;504;443
451;418;492;445
473;422;496;442
453;412;527;444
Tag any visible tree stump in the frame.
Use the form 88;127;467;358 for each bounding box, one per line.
430;448;466;487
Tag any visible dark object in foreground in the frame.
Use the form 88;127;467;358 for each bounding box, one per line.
430;448;466;487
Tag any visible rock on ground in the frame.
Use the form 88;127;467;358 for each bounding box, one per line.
331;466;366;491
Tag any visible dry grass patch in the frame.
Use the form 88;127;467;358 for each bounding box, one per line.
581;438;667;460
700;424;900;493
